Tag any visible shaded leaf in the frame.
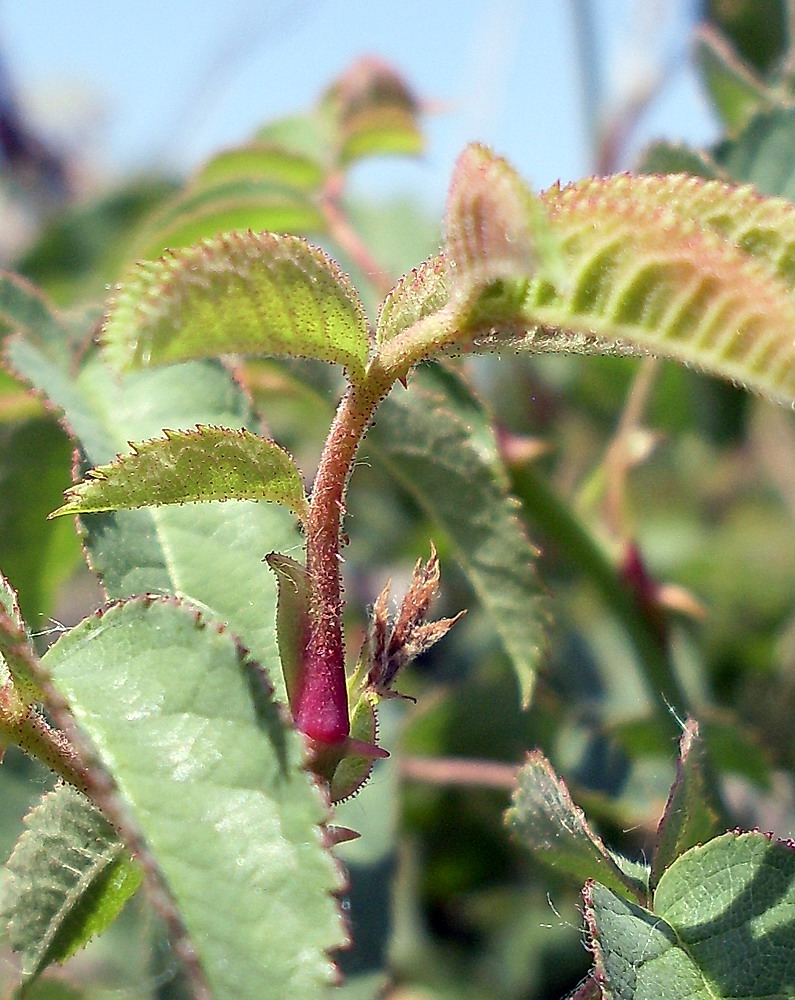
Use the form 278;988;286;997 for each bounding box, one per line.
43;596;346;1000
51;425;309;523
638;142;722;179
0;783;141;987
651;719;721;885
506;751;646;902
717;106;795;198
366;363;545;706
695;25;774;133
266;552;311;710
586;832;795;999
103;230;369;384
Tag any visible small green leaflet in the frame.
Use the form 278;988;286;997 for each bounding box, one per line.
50;425;309;523
103;231;370;384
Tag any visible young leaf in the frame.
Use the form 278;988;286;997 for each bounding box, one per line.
0;271;69;346
651;719;721;886
585;832;795;999
0;595;44;715
324;56;423;164
194;142;326;191
365;364;546;706
0;783;142;988
103;230;370;384
266;552;311;709
6;322;299;703
506;751;647;902
50;426;309;523
43;596;346;1000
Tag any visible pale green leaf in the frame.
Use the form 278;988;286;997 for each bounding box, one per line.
133;179;326;262
194;142;326;191
506;751;646;901
0;271;69;346
651;719;720;885
43;597;346;1000
0;783;141;986
376;254;449;348
51;426;309;522
366;363;545;706
638;142;721;179
103;230;370;384
586;832;795;999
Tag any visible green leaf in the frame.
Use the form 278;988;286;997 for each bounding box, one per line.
512;173;795;404
43;597;346;1000
695;25;773;133
324;56;423;164
194;142;326;191
716;107;795;198
506;751;646;902
266;552;311;709
51;426;309;523
103;230;370;384
638;142;722;179
0;783;142;987
366;363;545;706
0;271;70;345
651;719;721;886
586;831;795;999
6;325;299;703
133;179;326;262
376;254;450;348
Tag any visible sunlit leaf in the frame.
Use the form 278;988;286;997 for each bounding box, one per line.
194;142;326;191
0;783;141;987
50;426;309;523
44;596;346;1000
103;230;370;384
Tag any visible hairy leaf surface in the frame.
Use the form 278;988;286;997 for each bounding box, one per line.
103;231;369;383
366;364;545;706
51;426;309;522
0;783;141;987
43;597;346;1000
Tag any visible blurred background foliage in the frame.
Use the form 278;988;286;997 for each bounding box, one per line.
0;1;794;997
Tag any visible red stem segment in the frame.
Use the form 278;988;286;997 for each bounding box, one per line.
296;381;386;743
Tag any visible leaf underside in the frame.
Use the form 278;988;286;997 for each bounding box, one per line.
43;597;346;1000
0;783;142;986
51;425;309;523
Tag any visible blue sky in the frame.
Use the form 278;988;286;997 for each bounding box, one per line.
0;1;715;209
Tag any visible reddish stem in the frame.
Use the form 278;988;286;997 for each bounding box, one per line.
296;381;387;743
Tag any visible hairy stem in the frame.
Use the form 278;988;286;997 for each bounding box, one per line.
300;367;393;743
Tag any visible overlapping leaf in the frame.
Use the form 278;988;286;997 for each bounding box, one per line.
43;597;346;1000
0;783;141;987
50;426;309;522
103;231;370;384
586;832;795;999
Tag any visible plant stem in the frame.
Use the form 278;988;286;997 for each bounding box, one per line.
321;171;394;299
300;369;393;743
